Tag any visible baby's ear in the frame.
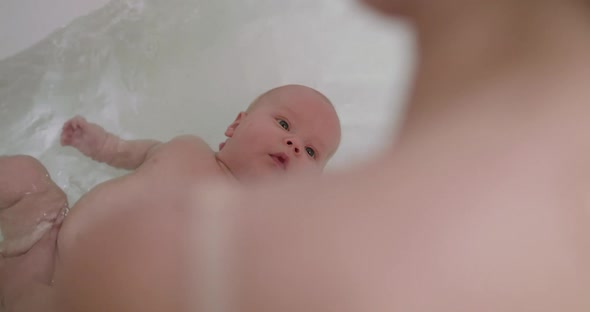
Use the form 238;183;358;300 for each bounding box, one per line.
224;112;247;137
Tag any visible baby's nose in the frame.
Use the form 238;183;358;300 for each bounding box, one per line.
286;139;301;154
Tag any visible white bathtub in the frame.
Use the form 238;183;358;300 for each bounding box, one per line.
0;0;415;204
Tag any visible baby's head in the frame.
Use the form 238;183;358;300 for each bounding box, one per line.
216;84;341;181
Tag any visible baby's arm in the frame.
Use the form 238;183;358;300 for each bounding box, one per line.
60;116;161;170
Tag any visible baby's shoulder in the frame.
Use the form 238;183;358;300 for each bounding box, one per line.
154;135;212;157
167;135;210;148
142;135;216;172
132;135;221;183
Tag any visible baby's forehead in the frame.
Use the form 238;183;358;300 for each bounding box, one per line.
272;91;333;114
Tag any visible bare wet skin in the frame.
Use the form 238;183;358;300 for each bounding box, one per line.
0;156;66;310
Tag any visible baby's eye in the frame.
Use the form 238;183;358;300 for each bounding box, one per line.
278;119;289;130
305;147;316;158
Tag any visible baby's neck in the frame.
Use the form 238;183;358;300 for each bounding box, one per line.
214;154;238;181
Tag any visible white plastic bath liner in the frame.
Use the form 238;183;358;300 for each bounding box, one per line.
0;0;415;204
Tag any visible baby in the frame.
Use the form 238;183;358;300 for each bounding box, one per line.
48;0;590;310
0;84;341;310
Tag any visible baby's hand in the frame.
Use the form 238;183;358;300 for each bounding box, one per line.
60;115;107;158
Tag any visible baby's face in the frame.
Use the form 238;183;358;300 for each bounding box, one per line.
219;86;341;181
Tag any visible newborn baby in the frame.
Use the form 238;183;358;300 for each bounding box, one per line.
0;84;341;311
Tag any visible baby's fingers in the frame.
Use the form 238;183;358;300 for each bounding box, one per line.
60;117;86;146
61;115;86;131
60;124;79;146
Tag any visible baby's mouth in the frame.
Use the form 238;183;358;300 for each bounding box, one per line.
269;153;289;170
